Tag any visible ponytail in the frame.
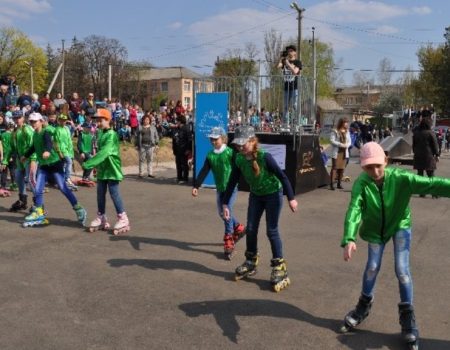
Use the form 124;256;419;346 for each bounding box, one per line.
250;138;260;177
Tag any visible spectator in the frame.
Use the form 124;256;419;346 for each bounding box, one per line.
40;93;51;110
81;92;96;116
172;115;192;184
31;93;40;112
136;114;159;178
412;118;439;198
69;92;82;122
53;92;67;110
0;85;11;113
329;117;351;190
17;91;32;109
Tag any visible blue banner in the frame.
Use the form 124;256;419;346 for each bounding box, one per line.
194;92;229;187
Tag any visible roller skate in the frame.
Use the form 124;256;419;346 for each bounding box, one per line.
73;204;87;227
223;234;235;260
112;212;130;235
66;178;78;191
270;258;290;292
0;187;11;197
76;178;95;187
87;213;110;233
232;223;246;243
8;183;18;191
9;194;28;212
399;303;419;350
235;251;259;280
340;294;374;333
23;207;49;227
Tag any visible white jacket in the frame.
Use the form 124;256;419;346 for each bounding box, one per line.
329;129;351;159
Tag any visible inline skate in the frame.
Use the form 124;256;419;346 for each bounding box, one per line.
87;213;110;233
0;187;11;197
399;303;419;350
235;251;259;280
23;207;49;227
9;194;27;212
232;223;246;243
223;234;235;260
113;212;130;235
270;258;290;292
66;178;78;191
76;178;95;187
340;294;374;333
73;204;87;226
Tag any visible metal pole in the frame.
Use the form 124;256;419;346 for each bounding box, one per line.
108;64;112;101
30;64;34;95
257;59;261;113
312;27;317;124
61;39;65;97
47;63;63;94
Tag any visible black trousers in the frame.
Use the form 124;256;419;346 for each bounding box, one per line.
175;151;189;181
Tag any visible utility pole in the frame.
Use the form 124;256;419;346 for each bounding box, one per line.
108;64;112;101
290;2;305;61
312;27;317;124
257;59;262;113
61;39;65;97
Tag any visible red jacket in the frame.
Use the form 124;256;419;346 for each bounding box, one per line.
129;108;138;128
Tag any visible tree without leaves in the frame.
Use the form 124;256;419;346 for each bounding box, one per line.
377;57;394;88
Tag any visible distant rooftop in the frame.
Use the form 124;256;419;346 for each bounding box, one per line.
138;66;203;80
317;98;344;111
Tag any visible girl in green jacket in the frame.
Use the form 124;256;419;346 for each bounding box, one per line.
340;142;450;349
222;125;298;292
82;108;129;235
192;126;245;260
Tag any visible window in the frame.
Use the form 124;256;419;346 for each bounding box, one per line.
183;80;191;92
150;82;157;92
184;97;191;108
161;81;168;92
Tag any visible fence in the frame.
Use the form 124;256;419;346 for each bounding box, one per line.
192;75;315;134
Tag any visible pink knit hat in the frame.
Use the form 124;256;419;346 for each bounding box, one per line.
360;142;386;166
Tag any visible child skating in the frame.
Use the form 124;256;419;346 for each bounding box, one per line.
82;109;129;235
55;114;77;191
9;111;35;212
21;113;86;227
76;122;95;187
192;126;245;260
339;142;450;350
222;126;297;292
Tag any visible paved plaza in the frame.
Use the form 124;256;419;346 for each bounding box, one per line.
0;155;449;349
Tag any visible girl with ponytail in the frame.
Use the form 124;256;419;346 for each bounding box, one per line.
222;125;298;292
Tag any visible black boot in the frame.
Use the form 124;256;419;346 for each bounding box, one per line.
342;294;373;331
398;303;419;345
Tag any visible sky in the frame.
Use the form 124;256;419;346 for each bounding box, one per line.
0;0;448;85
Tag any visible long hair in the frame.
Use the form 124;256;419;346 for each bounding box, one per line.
249;137;260;177
336;117;349;130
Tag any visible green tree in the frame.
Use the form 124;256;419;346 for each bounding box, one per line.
0;27;47;93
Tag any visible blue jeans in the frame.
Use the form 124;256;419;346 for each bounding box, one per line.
97;180;125;215
63;156;72;181
362;229;413;304
15;163;33;196
35;165;78;207
283;88;298;126
246;190;284;259
217;187;238;234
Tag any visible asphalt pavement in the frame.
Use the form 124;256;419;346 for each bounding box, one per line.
0;154;449;350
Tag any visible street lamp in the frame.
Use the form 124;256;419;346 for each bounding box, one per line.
290;2;305;61
24;60;34;95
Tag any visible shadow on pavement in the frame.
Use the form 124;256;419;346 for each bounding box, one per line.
179;299;450;348
109;235;223;259
106;258;272;291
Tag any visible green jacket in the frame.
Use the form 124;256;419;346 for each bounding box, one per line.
77;131;94;154
341;167;450;246
206;146;234;192
83;128;123;181
31;127;60;166
12;124;36;169
235;149;281;196
54;125;74;158
1;131;12;165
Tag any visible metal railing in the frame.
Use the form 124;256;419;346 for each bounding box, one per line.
192;74;314;135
